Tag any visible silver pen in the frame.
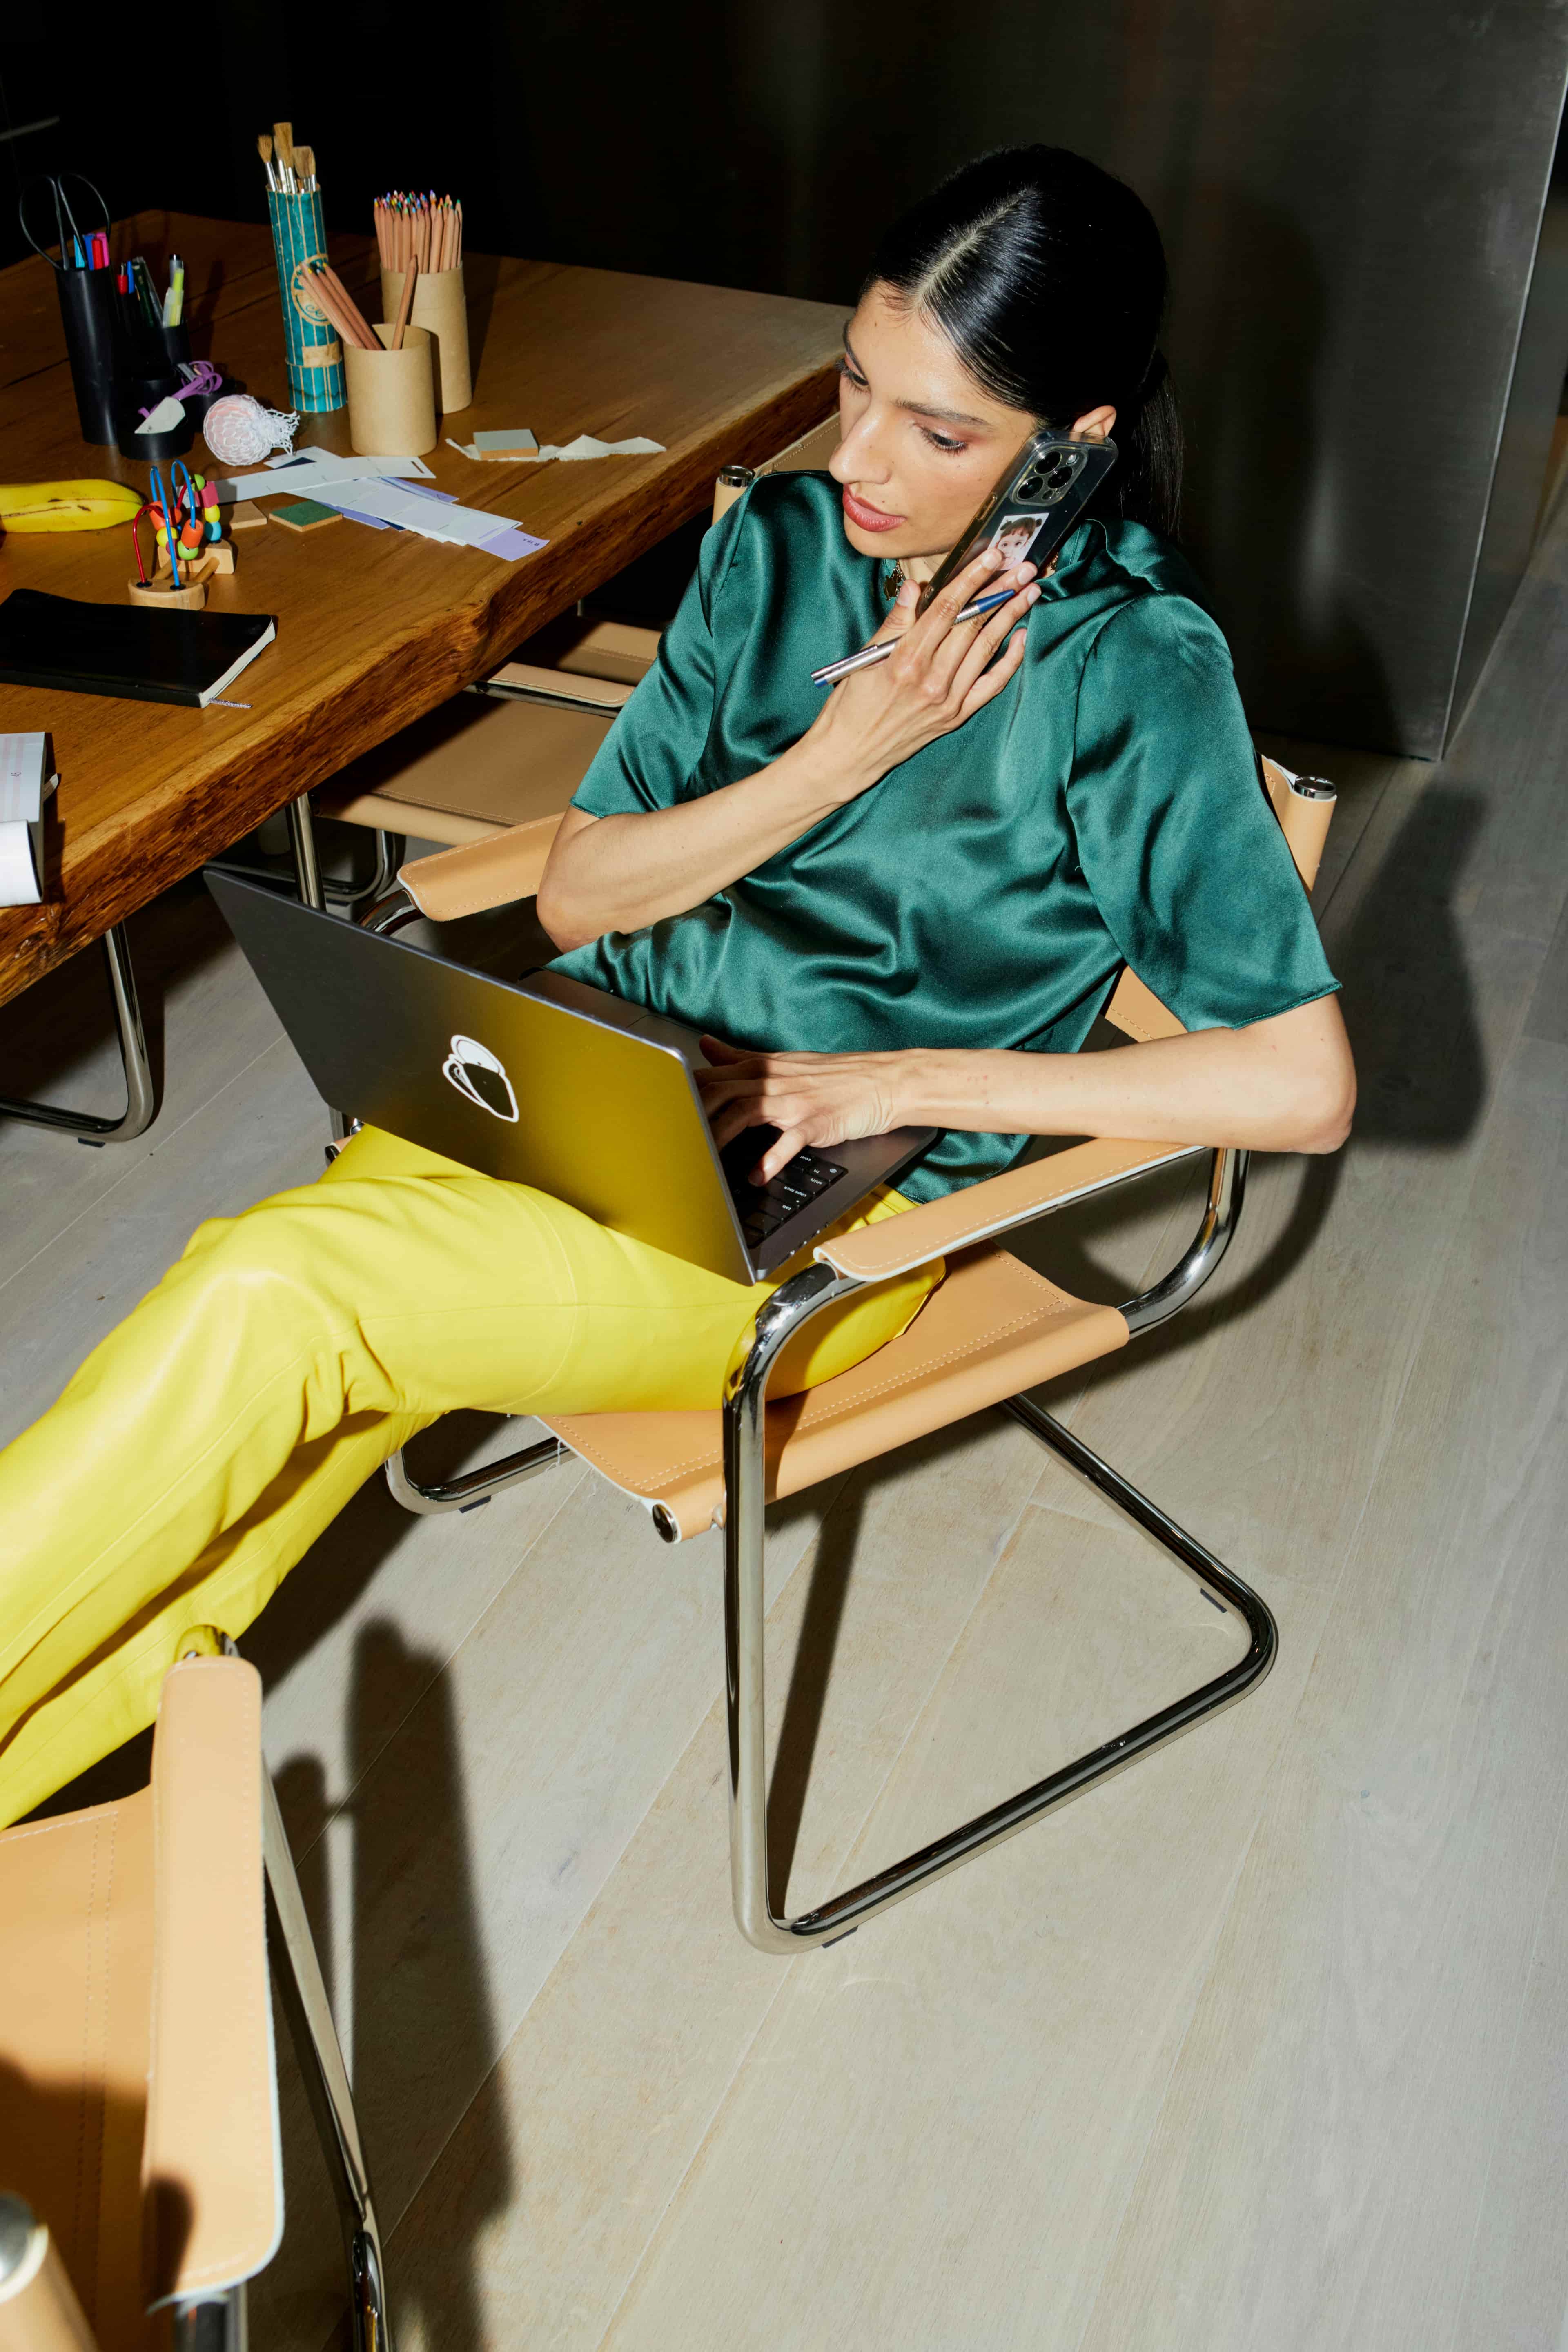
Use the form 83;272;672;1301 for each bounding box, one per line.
810;586;1020;687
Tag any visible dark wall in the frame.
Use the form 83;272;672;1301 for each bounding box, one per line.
5;4;1567;755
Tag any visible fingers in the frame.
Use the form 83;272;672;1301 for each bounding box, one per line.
697;1032;750;1064
949;579;1040;704
955;618;1030;717
755;1128;806;1185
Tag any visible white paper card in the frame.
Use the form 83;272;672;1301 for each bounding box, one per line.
213;449;434;502
449;431;665;463
0;733;57;906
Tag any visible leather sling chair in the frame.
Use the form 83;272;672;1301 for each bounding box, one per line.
349;759;1337;1957
306;416;843;890
0;1644;394;2352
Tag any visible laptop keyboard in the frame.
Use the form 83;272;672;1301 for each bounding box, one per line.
718;1127;848;1251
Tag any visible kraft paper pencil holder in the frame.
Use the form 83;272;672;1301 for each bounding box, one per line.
343;324;437;455
267;187;345;413
378;263;472;412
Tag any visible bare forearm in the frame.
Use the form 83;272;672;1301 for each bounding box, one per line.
537;736;864;950
893;1009;1354;1156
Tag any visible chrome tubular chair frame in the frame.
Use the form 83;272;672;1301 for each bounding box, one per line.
0;924;156;1146
261;1771;395;2352
382;1140;1272;1953
207;1626;395;2352
207;792;407;918
715;1146;1272;1953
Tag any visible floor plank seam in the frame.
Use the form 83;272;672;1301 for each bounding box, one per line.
365;1487;849;2279
588;1957;802;2352
0;1029;298;1307
270;1463;592;1871
1066;1688;1313;2352
1441;1770;1568;2352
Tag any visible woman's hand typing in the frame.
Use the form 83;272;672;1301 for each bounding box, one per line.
695;1036;911;1185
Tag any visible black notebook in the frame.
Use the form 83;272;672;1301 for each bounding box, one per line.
0;589;277;710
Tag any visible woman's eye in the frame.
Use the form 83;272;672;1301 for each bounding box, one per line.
837;360;868;392
922;429;966;455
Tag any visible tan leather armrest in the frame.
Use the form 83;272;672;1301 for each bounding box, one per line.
0;2217;97;2352
1261;755;1335;891
817;1137;1206;1282
399;814;566;919
141;1657;281;2306
482;661;635;711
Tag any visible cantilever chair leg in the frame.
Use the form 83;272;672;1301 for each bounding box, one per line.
260;1776;394;2352
716;1216;1274;1954
385;1431;566;1514
0;924;157;1145
172;2284;248;2352
379;1144;1271;1954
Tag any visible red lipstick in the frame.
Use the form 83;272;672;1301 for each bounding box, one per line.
842;485;904;534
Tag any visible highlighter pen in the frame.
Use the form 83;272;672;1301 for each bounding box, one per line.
810;585;1020;688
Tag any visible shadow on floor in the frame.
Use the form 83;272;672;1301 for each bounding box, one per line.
270;1621;510;2352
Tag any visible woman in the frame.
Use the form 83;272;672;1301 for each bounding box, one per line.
0;147;1353;1826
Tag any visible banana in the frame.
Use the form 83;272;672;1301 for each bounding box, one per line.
0;479;144;533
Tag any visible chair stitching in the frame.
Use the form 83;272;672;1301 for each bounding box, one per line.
69;1814;103;2318
561;1296;1112;1493
0;1813;126;1845
152;1705;272;2289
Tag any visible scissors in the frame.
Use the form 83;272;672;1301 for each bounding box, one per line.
18;172;111;271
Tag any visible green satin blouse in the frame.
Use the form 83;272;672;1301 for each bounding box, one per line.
551;471;1338;1202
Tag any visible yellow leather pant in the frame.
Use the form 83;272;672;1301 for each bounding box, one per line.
0;1125;939;1828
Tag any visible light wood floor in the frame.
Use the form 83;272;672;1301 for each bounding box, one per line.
5;491;1568;2352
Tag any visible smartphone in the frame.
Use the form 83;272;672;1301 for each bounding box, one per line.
915;432;1118;613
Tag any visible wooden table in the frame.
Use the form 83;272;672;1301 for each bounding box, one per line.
0;212;841;1020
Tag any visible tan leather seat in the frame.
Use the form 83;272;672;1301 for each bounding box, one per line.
0;1652;390;2352
382;755;1338;1953
316;414;843;871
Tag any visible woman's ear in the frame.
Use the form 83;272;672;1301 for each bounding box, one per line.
1069;403;1117;442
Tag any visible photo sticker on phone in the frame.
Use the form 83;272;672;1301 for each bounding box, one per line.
986;514;1049;567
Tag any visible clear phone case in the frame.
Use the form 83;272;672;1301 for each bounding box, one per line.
916;433;1119;612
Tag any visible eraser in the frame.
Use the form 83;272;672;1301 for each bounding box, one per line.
270;499;343;534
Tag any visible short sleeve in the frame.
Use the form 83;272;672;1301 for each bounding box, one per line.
1067;592;1339;1031
568;490;748;819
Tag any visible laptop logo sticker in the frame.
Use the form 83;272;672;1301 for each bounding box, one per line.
441;1034;519;1122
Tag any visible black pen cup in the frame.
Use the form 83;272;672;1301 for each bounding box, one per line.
57;265;122;445
115;371;196;461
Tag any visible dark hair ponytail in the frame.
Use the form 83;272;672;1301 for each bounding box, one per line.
866;146;1183;541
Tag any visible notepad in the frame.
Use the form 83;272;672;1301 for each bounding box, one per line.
0;732;57;906
0;590;278;710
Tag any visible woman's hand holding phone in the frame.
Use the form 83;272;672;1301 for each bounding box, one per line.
806;543;1040;799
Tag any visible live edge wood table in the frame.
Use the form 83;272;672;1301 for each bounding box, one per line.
0;210;840;1138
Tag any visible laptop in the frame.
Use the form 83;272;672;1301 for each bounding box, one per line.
207;871;937;1287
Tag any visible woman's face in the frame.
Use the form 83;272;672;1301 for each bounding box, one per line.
830;283;1115;580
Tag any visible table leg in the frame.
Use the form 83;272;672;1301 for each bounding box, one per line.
0;926;157;1146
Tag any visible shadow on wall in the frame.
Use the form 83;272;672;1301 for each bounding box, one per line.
1175;188;1400;752
1016;777;1488;1345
